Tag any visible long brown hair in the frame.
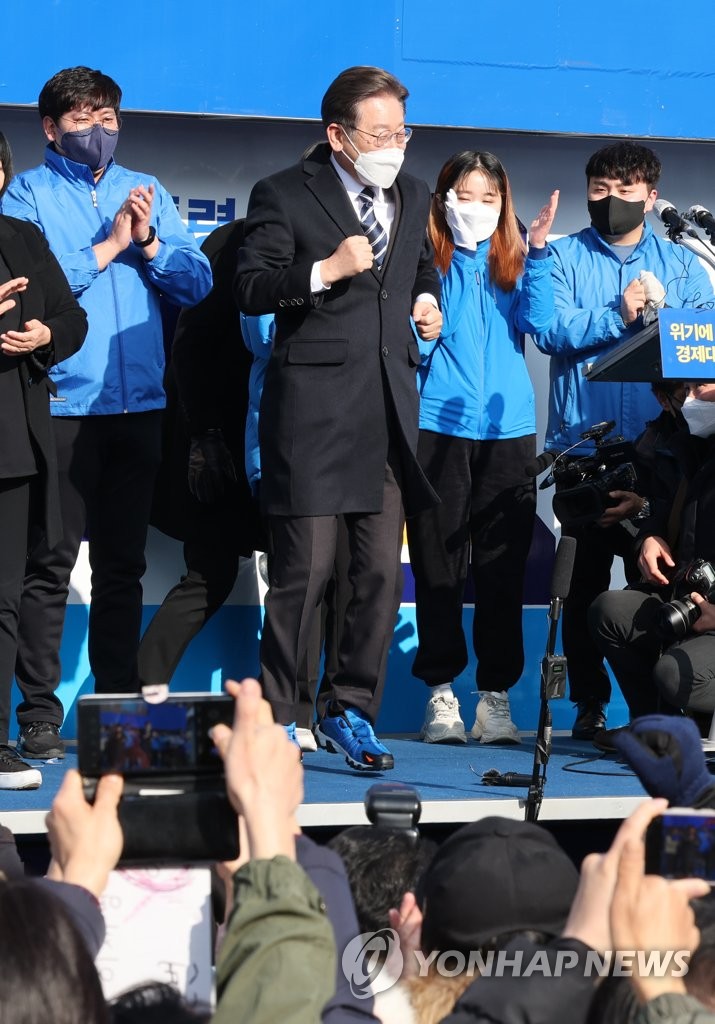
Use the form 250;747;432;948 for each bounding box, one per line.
429;151;526;291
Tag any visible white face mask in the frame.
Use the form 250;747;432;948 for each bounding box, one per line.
681;395;715;438
446;200;500;243
343;130;404;189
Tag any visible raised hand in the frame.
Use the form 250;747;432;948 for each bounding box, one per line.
528;189;559;248
128;183;155;242
0;276;29;317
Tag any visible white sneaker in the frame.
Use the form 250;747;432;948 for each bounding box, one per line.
296;727;318;753
471;691;521;744
420;694;467;744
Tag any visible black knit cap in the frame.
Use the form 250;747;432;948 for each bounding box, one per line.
419;817;580;955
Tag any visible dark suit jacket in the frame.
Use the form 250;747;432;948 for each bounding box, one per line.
0;216;87;547
150;219;263;553
235;143;440;517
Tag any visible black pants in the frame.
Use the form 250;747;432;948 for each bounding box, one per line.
407;431;536;692
297;514;350;727
0;477;33;744
260;463;404;726
15;412;163;719
561;520;640;703
137;508;242;689
589;586;715;718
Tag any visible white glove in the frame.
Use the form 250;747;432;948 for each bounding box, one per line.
639;270;666;306
444;189;478;251
639;270;666;326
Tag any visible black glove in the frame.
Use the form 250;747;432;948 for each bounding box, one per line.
614;714;715;808
187;429;237;503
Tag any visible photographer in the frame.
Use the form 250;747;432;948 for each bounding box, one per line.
589;383;715;738
533;141;715;740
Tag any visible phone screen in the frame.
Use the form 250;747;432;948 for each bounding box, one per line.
78;695;234;777
646;810;715;883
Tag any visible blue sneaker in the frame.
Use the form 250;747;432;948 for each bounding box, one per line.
316;705;394;771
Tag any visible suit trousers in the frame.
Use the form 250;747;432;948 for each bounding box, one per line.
407;431;536;692
137;504;242;688
0;477;34;743
589;585;715;718
260;463;404;725
15;412;163;717
296;515;351;728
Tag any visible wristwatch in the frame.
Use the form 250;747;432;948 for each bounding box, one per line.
134;225;156;248
632;497;651;521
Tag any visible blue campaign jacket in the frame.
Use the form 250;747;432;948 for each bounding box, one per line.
533;221;715;452
417;242;554;440
1;146;212;416
240;312;274;492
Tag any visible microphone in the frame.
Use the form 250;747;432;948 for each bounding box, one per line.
685;205;715;239
525;450;558;478
550;534;577;601
482;768;533;787
653;199;697;239
546;534;577;652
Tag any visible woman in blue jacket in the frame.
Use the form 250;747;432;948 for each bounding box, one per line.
407;151;557;745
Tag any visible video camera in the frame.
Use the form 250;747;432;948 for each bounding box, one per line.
656;558;715;643
545;421;638;527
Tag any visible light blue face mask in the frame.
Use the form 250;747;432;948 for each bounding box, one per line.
59;122;119;172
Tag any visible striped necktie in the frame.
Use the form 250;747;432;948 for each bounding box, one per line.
357;186;387;269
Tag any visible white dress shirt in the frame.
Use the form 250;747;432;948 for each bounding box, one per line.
309;154;438;310
310;155;395;294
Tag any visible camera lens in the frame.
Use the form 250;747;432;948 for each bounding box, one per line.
655;597;702;643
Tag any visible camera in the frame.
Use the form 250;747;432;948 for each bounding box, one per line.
549;421;638;527
645;808;715;882
655;558;715;643
77;693;239;864
364;782;422;837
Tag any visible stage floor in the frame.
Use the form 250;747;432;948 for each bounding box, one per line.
0;734;648;836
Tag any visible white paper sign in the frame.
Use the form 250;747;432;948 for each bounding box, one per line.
95;866;213;1007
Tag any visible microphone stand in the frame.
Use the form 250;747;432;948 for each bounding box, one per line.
674;234;715;275
659;220;715;274
524;599;568;821
482;537;574;822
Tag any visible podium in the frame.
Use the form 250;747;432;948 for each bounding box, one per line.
584;311;715;384
584;320;662;383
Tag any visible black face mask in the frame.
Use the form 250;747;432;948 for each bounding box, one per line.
588;194;646;237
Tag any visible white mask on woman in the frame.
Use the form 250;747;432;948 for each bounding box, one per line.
446;199;500;245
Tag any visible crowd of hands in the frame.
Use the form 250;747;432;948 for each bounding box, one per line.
35;676;712;1017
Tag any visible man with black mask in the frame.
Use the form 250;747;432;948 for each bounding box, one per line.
533;142;714;742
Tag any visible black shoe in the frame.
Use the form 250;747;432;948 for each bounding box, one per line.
0;745;42;790
572;699;607;740
17;722;65;760
592;726;629;753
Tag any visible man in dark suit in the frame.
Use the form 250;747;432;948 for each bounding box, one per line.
236;65;442;771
